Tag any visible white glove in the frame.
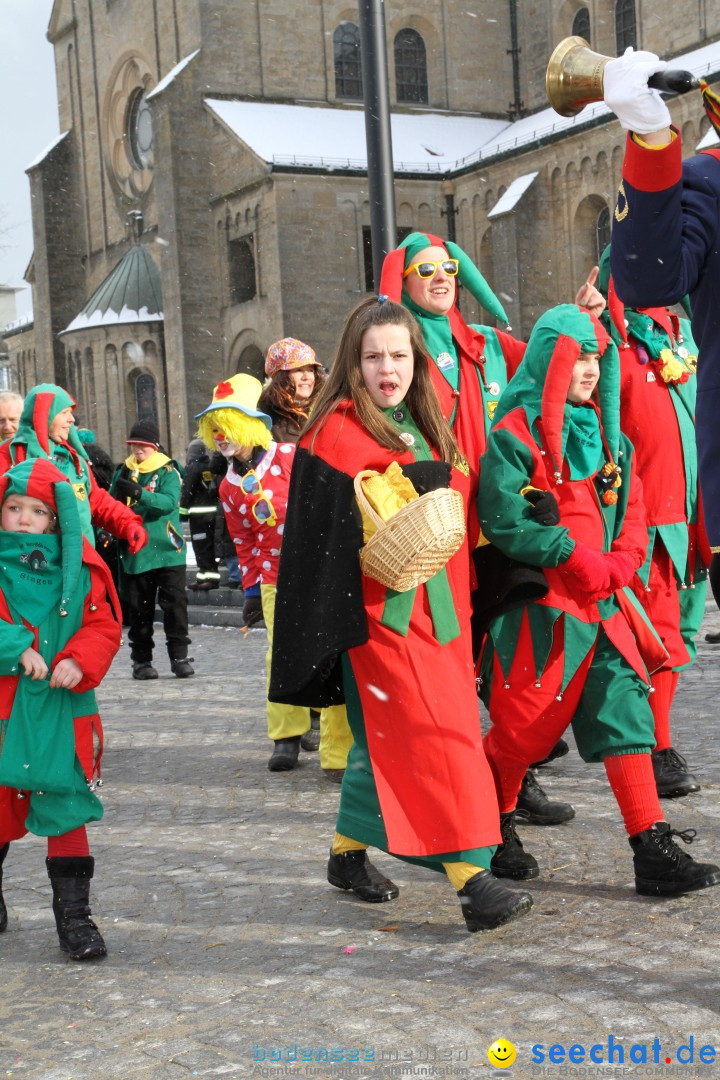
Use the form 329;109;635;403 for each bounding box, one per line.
603;47;672;134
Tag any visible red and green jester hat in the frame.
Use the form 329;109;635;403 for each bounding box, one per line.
0;459;122;844
477;304;667;726
0;384;146;549
379;232;526;555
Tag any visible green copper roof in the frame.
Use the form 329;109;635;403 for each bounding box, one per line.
60;244;163;335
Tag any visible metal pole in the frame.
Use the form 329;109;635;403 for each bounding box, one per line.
358;0;396;292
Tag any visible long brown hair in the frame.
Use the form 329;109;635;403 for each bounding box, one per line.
258;367;327;433
306;297;460;463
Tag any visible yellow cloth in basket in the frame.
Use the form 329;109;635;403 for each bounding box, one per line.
359;462;419;542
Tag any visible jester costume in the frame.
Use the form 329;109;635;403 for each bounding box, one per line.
610;133;720;549
109;421;190;678
599;247;709;797
0;459;122;958
0;384;145;548
475;305;720;896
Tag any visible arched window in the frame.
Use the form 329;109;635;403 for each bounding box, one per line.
135;372;158;423
334;22;363;99
228;237;257;304
237;345;265;381
572;7;591;42
596;206;611;262
615;0;637;53
394;28;428;104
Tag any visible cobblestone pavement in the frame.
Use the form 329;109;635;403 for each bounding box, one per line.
1;606;719;1080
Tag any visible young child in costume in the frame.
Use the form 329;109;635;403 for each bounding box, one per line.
269;297;533;934
196;374;352;776
0;384;147;553
477;303;720;898
110;420;193;680
0;459;122;959
258;337;327;445
597;246;708;799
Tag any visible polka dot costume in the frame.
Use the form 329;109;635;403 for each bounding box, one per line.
219;441;295;588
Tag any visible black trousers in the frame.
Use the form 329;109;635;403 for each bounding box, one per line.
189;513;220;579
125;565;191;662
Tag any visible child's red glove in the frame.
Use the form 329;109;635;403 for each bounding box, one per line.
127;525;148;555
560;541;635;604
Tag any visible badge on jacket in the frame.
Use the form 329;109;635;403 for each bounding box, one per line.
72;482;87;501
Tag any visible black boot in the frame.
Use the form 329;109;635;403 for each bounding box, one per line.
0;843;8;933
458;870;533;932
327;849;399;902
515;770;576;826
300;710;321;752
268;736;301;771
132;661;158;680
490;811;540;880
170;657;195;678
46;856;107;960
169;646;194;679
651;748;700;798
630;822;720;897
531;738;570;768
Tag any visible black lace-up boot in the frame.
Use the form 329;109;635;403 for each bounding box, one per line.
458;870;533;932
490;811;540;880
651;748;700;798
515;770;575;825
327;849;399;902
630;822;720;896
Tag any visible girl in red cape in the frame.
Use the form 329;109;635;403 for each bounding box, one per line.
270;297;532;934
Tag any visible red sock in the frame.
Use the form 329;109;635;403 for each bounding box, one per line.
649;669;679;751
47;827;90;858
604;753;663;836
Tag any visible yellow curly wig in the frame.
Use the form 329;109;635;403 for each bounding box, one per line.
197;407;272;453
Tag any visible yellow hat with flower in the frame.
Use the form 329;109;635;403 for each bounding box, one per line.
195;373;273;453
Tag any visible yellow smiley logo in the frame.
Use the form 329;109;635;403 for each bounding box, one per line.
488;1039;516;1068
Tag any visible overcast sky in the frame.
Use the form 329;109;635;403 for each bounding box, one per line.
0;0;58;318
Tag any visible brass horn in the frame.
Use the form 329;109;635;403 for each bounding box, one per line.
546;36;697;117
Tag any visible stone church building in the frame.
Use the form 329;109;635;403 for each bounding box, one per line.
6;0;720;459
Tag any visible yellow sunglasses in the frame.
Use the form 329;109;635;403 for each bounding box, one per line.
403;258;459;280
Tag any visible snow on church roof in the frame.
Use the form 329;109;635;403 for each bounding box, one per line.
205;99;509;174
59;244;163;336
205;38;720;176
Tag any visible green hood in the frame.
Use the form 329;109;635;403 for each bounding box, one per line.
492;304;619;478
10;384;88;463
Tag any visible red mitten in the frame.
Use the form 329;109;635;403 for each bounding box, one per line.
127;524;148;555
605;549;636;591
561;542;635;605
560;541;613;595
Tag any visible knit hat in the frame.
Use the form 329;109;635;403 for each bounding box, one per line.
126;419;161;447
0;459;85;617
76;428;97;446
265;338;321;377
10;384;89;463
379;231;509;325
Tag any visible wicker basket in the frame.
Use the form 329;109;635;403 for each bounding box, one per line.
354;470;466;592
